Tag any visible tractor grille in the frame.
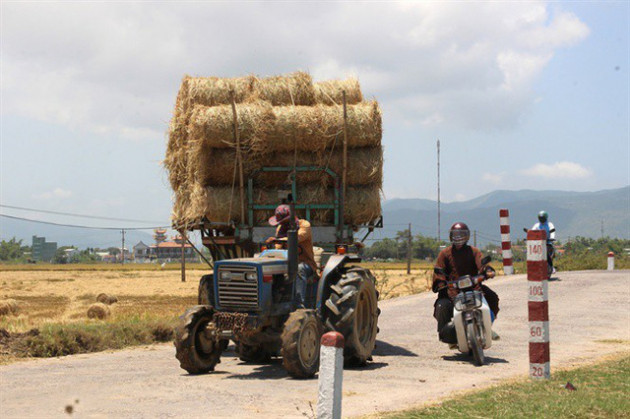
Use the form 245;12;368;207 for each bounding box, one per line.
217;265;259;310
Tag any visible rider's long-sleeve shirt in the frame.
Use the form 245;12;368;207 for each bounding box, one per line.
432;245;483;298
532;221;555;242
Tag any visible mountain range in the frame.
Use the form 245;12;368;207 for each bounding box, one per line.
1;186;628;249
380;186;629;244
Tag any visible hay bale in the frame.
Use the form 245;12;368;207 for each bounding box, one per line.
189;147;383;187
181;74;257;112
87;303;110;320
184;101;381;155
185;184;381;226
314;78;363;105
87;303;110;319
96;293;118;305
187;102;276;150
252;72;316;106
0;299;19;316
263;101;382;153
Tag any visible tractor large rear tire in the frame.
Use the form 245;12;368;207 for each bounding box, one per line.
281;309;323;379
174;305;222;374
324;268;379;366
198;274;215;306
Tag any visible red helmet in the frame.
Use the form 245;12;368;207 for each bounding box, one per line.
449;222;470;247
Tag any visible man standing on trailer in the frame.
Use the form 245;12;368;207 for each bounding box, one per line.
267;204;318;306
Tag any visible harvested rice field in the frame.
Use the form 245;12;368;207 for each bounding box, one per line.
0;265;431;361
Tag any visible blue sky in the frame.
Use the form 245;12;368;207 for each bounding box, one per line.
1;1;628;232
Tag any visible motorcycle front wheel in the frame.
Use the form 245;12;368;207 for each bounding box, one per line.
467;321;485;366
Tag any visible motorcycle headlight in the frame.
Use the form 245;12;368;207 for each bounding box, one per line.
457;277;473;289
245;272;257;281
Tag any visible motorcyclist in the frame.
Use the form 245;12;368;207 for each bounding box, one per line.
531;210;556;274
432;222;500;345
266;204;318;307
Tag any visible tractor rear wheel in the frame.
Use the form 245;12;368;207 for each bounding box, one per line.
198;274;215;306
174;305;222;374
324;268;379;366
281;309;323;378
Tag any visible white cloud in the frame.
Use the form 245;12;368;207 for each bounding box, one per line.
33;187;73;200
521;162;593;179
482;173;504;184
1;2;590;139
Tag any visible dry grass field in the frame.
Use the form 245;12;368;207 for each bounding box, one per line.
0;264;432;361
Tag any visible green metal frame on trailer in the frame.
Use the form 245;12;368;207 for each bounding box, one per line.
180;165;382;260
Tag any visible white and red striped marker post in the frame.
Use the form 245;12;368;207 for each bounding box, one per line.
499;209;514;275
527;229;550;379
608;252;615;270
317;331;344;419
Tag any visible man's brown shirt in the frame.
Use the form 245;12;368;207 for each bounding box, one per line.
432;245;483;296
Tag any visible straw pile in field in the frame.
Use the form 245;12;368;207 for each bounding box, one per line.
0;299;19;316
96;293;118;305
87;303;110;320
165;72;382;227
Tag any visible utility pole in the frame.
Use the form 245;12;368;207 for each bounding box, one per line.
437;139;441;242
407;223;412;274
121;229;125;265
474;230;477;247
180;230;186;283
601;219;604;238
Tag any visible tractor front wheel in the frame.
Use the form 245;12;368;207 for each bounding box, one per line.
174;305;222;374
325;268;379;366
281;309;323;378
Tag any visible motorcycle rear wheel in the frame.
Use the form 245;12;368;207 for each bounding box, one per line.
467;321;485;366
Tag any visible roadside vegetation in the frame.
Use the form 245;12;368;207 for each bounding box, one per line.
386;353;630;419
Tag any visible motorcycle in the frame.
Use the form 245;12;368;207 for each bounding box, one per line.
523;227;556;278
434;256;495;366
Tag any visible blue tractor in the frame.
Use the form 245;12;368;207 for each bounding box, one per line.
174;173;381;378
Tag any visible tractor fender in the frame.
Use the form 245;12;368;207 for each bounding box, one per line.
316;254;361;316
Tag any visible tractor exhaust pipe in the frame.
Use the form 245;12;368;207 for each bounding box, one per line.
287;201;298;285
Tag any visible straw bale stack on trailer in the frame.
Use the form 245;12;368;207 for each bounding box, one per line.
165;71;382;228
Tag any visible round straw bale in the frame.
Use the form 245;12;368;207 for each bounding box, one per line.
183;184;381;227
186;146;382;188
257;101;382;153
314;78;363;105
183;74;257;111
96;293;118;305
0;299;19;316
87;303;110;320
252;72;317;106
187;102;276;150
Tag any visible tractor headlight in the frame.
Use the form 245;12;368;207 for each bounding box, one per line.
245;272;257;281
220;271;231;280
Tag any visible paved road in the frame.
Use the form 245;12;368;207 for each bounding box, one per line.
1;270;629;418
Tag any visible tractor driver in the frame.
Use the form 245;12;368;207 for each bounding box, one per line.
266;204;318;307
432;222;500;345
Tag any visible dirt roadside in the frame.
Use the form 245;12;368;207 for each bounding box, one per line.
1;270;628;418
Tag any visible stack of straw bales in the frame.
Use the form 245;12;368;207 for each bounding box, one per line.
165;72;383;227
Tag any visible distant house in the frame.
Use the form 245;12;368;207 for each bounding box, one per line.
32;236;57;262
133;241;152;263
152;241;197;263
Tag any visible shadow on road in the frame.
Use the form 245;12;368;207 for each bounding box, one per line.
373;340;418;357
346;361;388;371
441;353;509;365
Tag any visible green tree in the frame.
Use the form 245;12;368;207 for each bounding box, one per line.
0;238;25;261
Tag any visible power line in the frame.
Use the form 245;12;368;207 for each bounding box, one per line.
0;204;164;224
0;213;169;231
